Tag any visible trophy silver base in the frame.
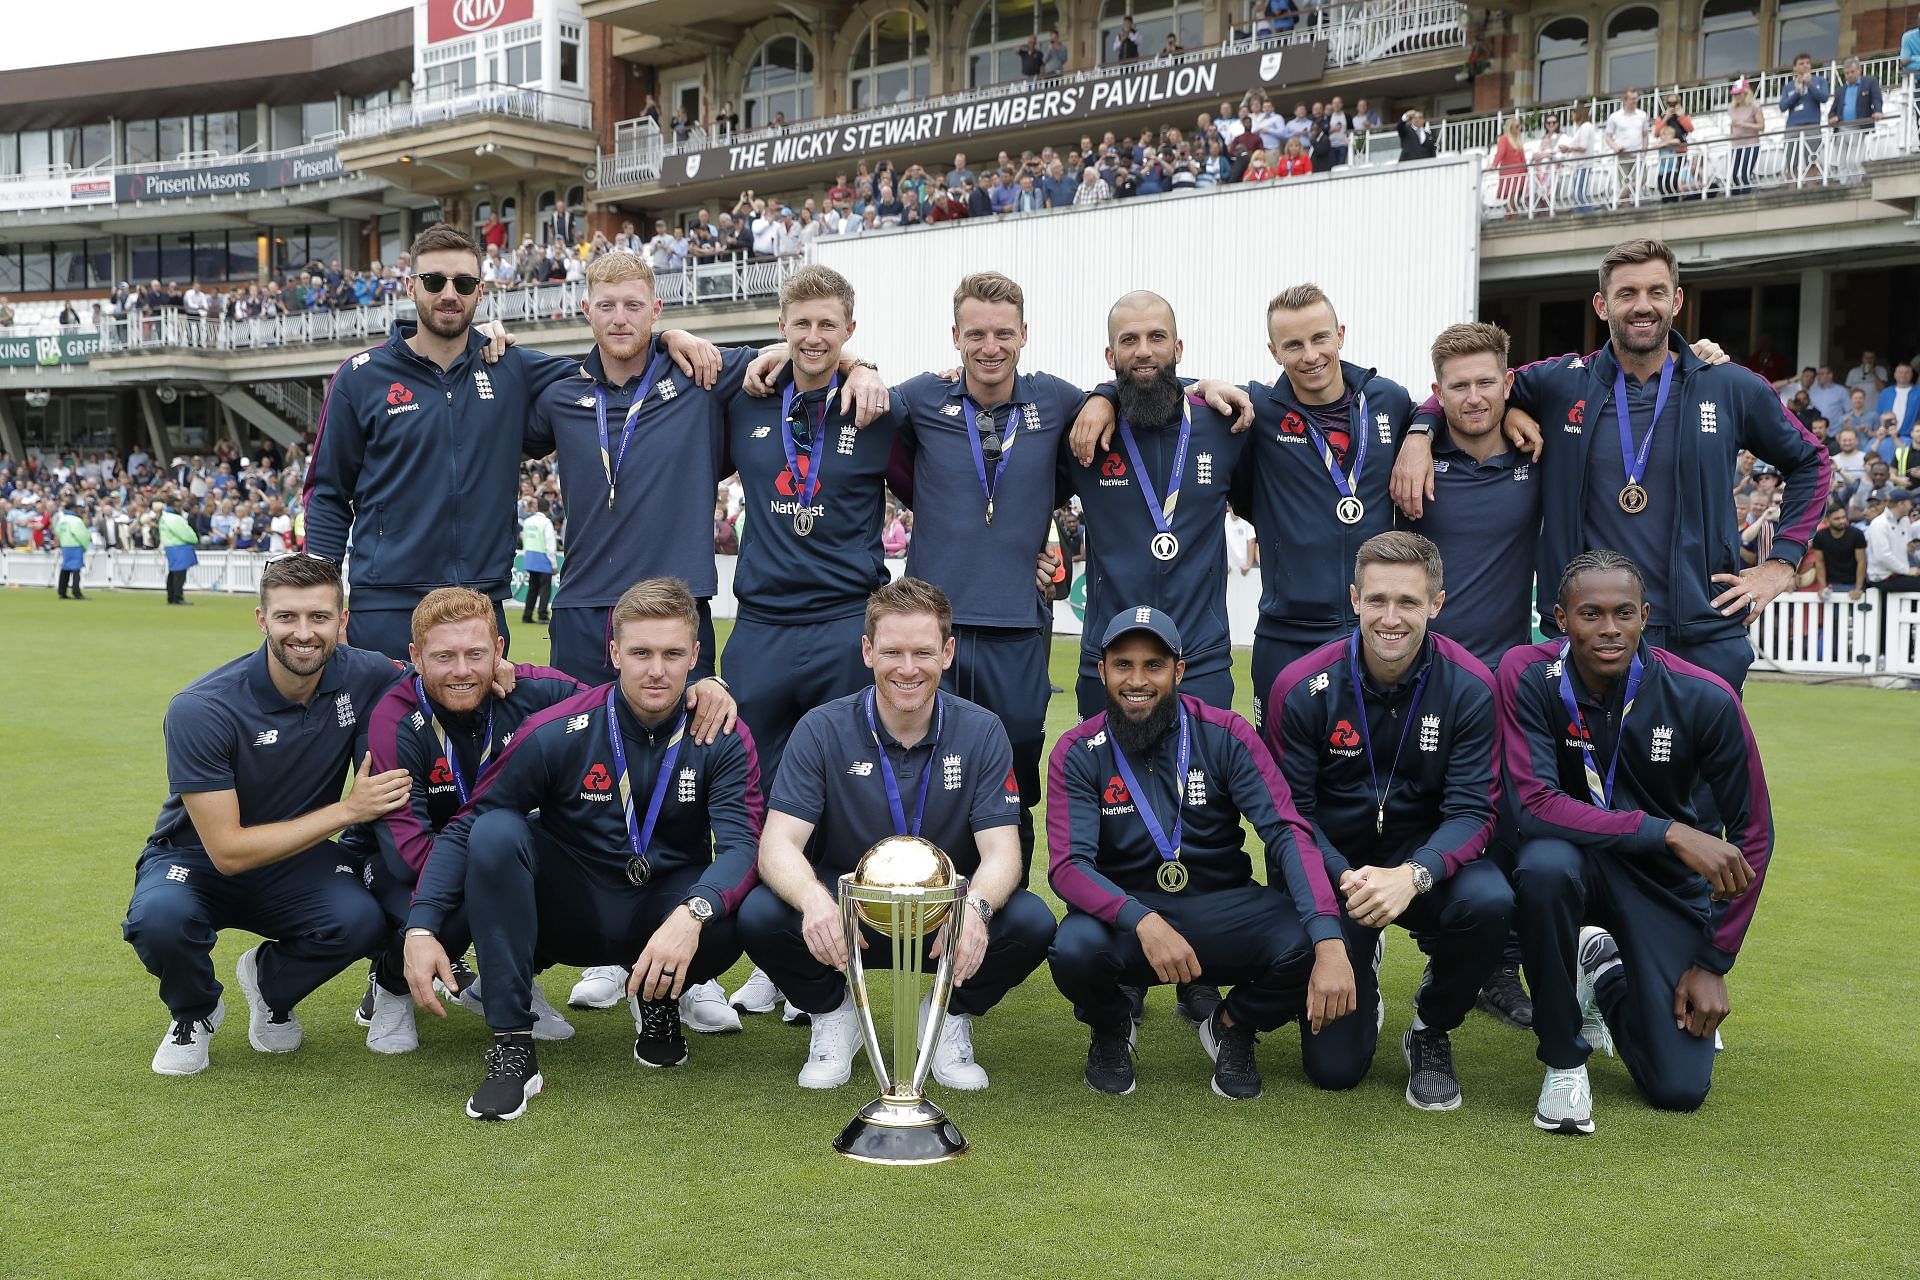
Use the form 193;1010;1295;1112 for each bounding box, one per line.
832;1095;968;1166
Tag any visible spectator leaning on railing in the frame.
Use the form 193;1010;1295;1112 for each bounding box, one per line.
1830;57;1885;129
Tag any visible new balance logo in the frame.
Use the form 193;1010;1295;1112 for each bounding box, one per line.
1085;730;1108;749
1185;768;1206;807
677;766;698;803
565;714;592;733
1650;725;1674;763
939;403;962;417
1418;714;1441;752
334;864;355;876
752;425;772;438
943;753;963;791
1544;659;1564;679
252;729;279;746
576;394;597;408
165;864;189;883
1308;672;1330;697
334;692;355;728
501;732;513;748
350;352;371;370
1434;459;1450;473
409;710;425;730
1699;402;1718;433
1570;355;1586;369
847;760;874;776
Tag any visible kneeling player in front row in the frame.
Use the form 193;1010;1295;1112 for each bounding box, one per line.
404;578;764;1121
125;554;406;1075
1266;532;1511;1110
1499;551;1771;1134
1048;607;1356;1100
739;578;1056;1092
359;587;588;1052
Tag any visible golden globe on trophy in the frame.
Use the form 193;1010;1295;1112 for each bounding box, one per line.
832;836;971;1165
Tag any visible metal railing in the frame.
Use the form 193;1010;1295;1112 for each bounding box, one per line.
1478;118;1911;220
347;81;593;140
1352;53;1909;164
250;381;325;431
93;255;801;354
595;0;1464;189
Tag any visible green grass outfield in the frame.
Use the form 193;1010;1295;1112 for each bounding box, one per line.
0;589;1910;1279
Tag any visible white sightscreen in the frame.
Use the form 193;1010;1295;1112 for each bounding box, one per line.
810;155;1481;395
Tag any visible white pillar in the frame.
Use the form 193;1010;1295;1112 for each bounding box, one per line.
1796;266;1831;370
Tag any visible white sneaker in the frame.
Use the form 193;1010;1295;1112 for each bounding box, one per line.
530;981;575;1042
782;1000;811;1026
235;945;302;1053
366;983;420;1055
152;999;225;1076
729;967;782;1014
679;980;743;1034
568;965;630;1009
1533;1064;1596;1135
797;993;863;1089
1576;926;1617;1058
919;995;989;1091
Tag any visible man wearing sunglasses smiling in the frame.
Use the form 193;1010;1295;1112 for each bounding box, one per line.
302;223;720;662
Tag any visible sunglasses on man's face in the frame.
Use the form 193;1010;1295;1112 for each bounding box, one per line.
417;272;482;296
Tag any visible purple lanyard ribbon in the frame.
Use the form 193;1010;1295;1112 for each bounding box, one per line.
1302;392;1371;500
864;687;944;836
1115;401;1192;534
1612;355;1674;488
1345;630;1431;832
592;351;669;507
414;675;493;806
605;684;686;865
1555;641;1645;808
779;375;841;509
1108;701;1189;863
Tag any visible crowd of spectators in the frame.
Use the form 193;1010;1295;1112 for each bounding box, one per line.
0;440;304;556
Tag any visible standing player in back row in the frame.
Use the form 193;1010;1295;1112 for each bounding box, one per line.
303;224;717;660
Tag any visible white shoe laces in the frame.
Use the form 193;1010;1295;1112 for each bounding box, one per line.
938;1014;975;1063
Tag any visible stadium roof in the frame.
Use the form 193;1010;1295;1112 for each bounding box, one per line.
0;11;410;128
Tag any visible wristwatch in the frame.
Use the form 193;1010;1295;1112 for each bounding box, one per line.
698;674;732;692
1409;863;1435;895
967;895;994;924
1403;419;1434;437
851;358;880;372
683;895;716;923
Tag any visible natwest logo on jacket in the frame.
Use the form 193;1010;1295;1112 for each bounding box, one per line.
1102;775;1130;804
773;455;822;498
387;382;414;406
580;762;614;799
1329;719;1362;755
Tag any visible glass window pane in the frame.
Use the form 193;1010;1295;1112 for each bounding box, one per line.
80;124;112;167
1701;27;1759;78
302;101;337;140
272;105;302;150
0;134;18;177
54;127;81;167
1776;3;1838;62
194;235;227;282
125;120;156;165
160;232;192;281
130;237;159;281
53;242;86;288
89;242;113;288
1539;53;1588;101
1607;6;1659;38
236;111;258;152
308;233;339;271
1606;48;1656;93
0;250;21;293
560;40;580;83
227;232;258;280
20;130;50;173
23;246;53;292
157;117;185;159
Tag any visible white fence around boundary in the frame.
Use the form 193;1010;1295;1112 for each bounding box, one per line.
6;553;1916;679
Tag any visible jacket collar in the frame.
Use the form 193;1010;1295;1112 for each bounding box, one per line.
1353;633;1435;698
1592;332;1703;388
944;370;1040;410
386;320;483;374
1264;359;1376;408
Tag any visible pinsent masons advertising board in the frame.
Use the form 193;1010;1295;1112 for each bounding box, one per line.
657;42;1329;188
115;149;347;203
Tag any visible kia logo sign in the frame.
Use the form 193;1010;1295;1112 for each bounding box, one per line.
451;0;505;30
427;0;531;43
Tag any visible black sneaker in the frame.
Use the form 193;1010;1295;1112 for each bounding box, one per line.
1118;983;1146;1025
1402;1024;1462;1111
466;1032;543;1121
1174;982;1222;1026
1476;962;1534;1030
1085;1024;1137;1095
1199;1008;1261;1100
633;996;688;1068
353;967;376;1027
447;953;480;998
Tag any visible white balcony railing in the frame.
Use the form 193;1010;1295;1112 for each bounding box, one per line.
1352;54;1910;165
93;256;802;354
347;81;593;141
596;0;1465;189
1478;116;1913;221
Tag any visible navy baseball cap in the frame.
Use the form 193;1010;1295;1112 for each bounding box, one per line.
1101;606;1183;657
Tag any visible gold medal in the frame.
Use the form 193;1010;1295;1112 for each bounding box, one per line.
1156;860;1188;893
1618;483;1648;514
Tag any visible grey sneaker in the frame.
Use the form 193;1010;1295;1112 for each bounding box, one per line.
152;999;225;1076
1576;926;1618;1058
235;945;302;1053
1534;1064;1595;1135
